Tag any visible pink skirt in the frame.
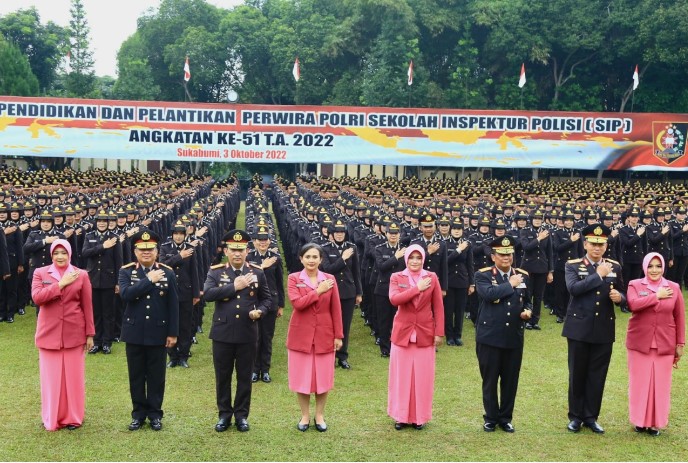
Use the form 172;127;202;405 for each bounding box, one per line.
288;347;336;395
38;346;86;431
627;347;675;429
387;342;436;425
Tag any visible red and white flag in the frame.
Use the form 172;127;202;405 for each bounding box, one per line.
632;64;639;90
183;56;191;82
518;63;526;88
407;60;414;86
293;57;300;82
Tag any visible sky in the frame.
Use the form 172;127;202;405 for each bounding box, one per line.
0;0;242;77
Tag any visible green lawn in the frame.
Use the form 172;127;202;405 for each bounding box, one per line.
1;204;686;461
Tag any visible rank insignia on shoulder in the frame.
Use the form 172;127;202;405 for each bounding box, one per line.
479;266;492;272
122;262;136;269
211;263;225;270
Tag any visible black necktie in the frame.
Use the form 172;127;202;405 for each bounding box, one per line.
234;269;242;277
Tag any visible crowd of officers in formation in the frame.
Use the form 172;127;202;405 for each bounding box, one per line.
0;166;241;369
270;173;688;364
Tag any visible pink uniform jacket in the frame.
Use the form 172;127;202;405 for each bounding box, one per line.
32;266;95;350
626;278;686;356
389;272;445;347
286;272;344;354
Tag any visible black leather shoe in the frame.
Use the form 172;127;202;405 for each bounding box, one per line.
447;338;456;346
102;345;112;354
236;418;250;432
338;360;351;370
6;316;14;323
374;337;381;345
412;423;425;430
455;338;463;346
262;372;271;383
567;420;582;432
88;346;100;354
394;422;406;430
215;418;230;432
192;336;198;344
18;308;25;315
251;372;259;383
584;421;605;434
314;420;327;432
381;351;390;358
149;418;162;431
499;422;515;433
297;421;309;432
483;422;496;432
114;337;120;343
178;360;189;368
66;424;79;430
620;306;631;313
167;360;178;368
525;323;533;330
530;324;542;330
634;426;647;433
556;316;564;323
128;419;144;431
647;428;660;436
197;326;203;333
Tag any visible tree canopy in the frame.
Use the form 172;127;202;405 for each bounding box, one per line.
2;0;688;112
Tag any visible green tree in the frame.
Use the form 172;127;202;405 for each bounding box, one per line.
0;7;68;93
64;0;98;98
113;35;161;100
0;37;39;95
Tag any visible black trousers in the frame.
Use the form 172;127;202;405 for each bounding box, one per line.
336;297;356;362
125;343;167;420
253;310;278;374
622;263;642;291
467;291;479;324
669;255;688;289
476;342;523;424
553;269;570;319
92;288;115;347
213;340;256;421
114;295;124;339
363;283;378;333
169;299;194;361
529;272;547;324
443;287;467;341
0;265;19;317
375;294;397;355
567;339;613;423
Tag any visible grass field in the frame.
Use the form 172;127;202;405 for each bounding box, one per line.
1;204;686;461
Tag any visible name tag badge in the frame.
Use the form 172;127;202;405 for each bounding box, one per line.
578;271;589;276
296;283;306;288
607;272;617;278
639;291;649;296
516;283;527;289
399;284;408;288
220;278;232;283
42;280;52;285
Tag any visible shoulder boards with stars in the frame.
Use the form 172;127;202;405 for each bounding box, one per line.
567;258;583;264
516;268;529;275
210;263;225;270
479;266;492;272
605;258;620;265
249;262;262;270
158;263;172;270
122;262;136;269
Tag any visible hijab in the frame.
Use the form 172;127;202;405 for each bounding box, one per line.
401;244;429;286
49;239;75;277
641;251;667;292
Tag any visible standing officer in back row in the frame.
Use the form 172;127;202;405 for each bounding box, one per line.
204;230;272;433
474;235;532;433
563;224;625;435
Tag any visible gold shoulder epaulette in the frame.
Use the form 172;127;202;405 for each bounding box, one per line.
122;262;136;269
516;268;529;276
606;258;620;265
479;266;492;272
249;262;262;269
158;263;172;270
211;263;225;269
567;258;583;264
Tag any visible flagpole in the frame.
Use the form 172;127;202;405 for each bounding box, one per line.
631;90;635;112
520;88;524;110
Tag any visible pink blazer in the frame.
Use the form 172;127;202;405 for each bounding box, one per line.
389;271;445;347
32;266;95;350
626;278;686;355
286;272;344;354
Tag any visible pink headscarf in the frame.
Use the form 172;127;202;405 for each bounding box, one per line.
49;239;75;277
641;252;667;292
401;244;429;285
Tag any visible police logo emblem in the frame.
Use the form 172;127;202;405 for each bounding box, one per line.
501;238;510;246
142;232;150;241
653;122;686;164
233;231;243;241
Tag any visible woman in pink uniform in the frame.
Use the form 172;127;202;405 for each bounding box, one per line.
32;239;94;431
387;244;444;430
286;243;343;432
626;252;685;436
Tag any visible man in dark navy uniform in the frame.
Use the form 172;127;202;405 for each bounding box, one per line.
204;229;271;433
246;225;284;383
563;224;624;435
119;230;179;432
474;235;532;433
160;220;200;368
